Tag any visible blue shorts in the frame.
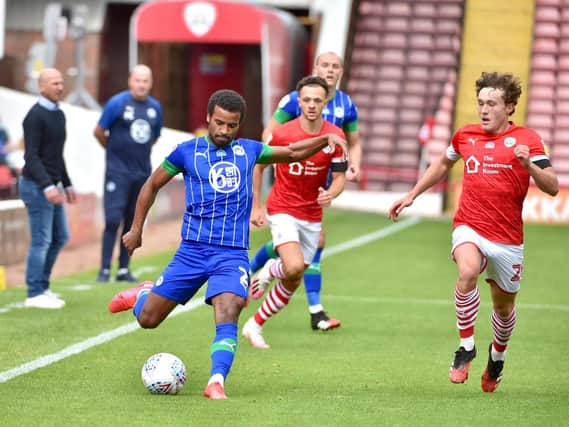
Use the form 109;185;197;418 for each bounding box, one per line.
152;240;250;305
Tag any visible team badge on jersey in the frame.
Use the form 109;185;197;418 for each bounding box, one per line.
209;161;240;193
504;137;516;148
155;275;164;286
322;145;333;154
123;105;134;121
147;107;157;119
334;107;345;118
232;145;245;156
130;119;152;144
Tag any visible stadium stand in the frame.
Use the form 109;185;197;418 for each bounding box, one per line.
527;0;569;187
347;0;465;191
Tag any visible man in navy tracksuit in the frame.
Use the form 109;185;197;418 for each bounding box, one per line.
94;64;163;283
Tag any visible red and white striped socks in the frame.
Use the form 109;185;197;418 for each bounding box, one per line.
454;286;480;351
253;281;292;326
268;258;286;280
491;307;517;361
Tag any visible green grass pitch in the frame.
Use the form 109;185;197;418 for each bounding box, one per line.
0;209;567;426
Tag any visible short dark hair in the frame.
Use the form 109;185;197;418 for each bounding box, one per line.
475;72;522;115
207;89;247;123
296;76;329;98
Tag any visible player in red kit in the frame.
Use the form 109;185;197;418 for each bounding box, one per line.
388;72;559;392
242;76;347;349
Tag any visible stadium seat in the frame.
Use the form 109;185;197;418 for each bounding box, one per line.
411;18;435;34
386;2;411;17
556;100;569;114
533;22;560;38
406;66;430;81
528;99;555;114
385;17;409;32
408;50;432;65
359;1;384;16
530;70;557;85
553;128;569;143
371;107;397;122
559;38;569;54
556;86;569;100
371;123;396;138
433;51;458;67
398;123;420;139
534;127;552;142
409;34;434;50
378;65;405;79
438;4;463;19
400;109;423;123
532;53;557;69
526;114;554;128
558;71;569;85
383;33;407;49
381;49;406;65
413;3;436;18
402;95;426;110
535;0;561;6
559;55;569;70
353;49;380;63
375;93;400;108
359;17;383;32
535;6;561;22
533;38;558;54
436;19;460;35
406;81;429;95
393;152;420;168
529;85;556;100
355;32;382;47
376;79;402;94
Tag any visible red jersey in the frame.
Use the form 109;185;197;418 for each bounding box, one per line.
266;118;347;221
448;123;549;244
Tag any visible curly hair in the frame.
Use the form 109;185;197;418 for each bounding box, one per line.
207;89;247;123
475;72;522;115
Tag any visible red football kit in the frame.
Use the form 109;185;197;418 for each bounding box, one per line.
266;118;347;222
447;122;550;245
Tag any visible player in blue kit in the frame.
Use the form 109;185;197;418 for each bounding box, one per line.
94;64;163;283
108;89;347;400
250;52;361;330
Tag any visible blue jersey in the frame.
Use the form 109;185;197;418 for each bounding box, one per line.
98;90;163;177
163;136;272;249
273;89;358;133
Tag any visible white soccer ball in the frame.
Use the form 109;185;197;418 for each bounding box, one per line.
141;352;187;395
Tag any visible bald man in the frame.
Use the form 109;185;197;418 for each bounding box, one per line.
20;68;76;309
94;64;163;283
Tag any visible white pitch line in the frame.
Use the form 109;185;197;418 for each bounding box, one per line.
322;216;421;258
0;297;205;384
0;218;421;383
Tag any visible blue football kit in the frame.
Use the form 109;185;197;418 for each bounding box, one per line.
151;136;272;305
98;91;163;273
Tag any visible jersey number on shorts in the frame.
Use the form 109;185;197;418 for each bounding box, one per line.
510;264;523;282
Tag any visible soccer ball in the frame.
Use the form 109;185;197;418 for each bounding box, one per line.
141;352;187;395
